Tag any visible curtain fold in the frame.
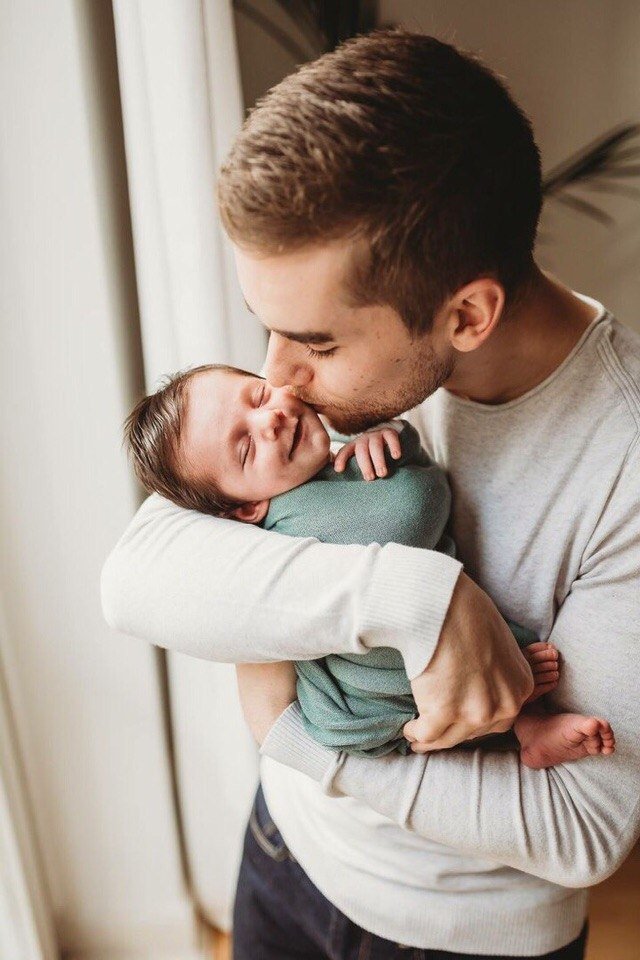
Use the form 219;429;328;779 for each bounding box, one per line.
113;0;263;928
113;0;265;382
0;599;57;960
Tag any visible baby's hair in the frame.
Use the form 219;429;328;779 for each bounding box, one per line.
124;363;257;517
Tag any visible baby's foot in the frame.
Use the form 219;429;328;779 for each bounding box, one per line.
522;642;560;703
515;712;615;770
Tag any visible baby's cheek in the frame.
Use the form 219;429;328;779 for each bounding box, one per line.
271;463;303;497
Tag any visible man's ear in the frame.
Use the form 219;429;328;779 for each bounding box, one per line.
445;278;505;353
228;500;270;524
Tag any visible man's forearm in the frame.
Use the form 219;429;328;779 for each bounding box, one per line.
101;494;461;673
259;517;640;888
261;702;640;889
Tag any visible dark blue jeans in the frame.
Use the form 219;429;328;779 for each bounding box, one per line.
232;785;588;960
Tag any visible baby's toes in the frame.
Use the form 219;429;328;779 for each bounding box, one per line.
585;736;605;756
598;721;615;752
584;718;616;756
533;665;560;682
524;641;548;653
578;716;602;740
524;642;559;663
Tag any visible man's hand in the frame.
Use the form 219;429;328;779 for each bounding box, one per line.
235;661;297;745
404;572;535;751
333;427;402;480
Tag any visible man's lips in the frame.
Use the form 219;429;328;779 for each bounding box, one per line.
291;391;324;411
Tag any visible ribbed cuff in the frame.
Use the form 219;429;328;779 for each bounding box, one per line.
260;702;338;783
360;544;462;680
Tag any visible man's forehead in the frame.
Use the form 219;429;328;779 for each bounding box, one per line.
234;239;361;338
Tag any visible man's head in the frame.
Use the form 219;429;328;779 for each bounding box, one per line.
218;30;542;432
124;365;331;522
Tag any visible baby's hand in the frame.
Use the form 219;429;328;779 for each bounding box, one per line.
333;427;402;480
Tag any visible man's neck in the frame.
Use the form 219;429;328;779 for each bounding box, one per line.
443;271;599;405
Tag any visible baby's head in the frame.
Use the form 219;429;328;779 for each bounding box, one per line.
124;364;331;523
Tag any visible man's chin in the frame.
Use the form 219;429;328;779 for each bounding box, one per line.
321;406;398;436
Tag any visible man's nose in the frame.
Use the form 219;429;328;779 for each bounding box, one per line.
265;334;312;389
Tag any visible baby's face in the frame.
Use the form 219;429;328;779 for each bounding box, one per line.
181;369;331;506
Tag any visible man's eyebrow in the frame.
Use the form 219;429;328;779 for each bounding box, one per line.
270;329;336;345
243;299;335;344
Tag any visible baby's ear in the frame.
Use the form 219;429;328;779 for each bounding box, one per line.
228;500;270;524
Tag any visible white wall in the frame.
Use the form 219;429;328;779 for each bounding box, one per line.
380;0;640;330
234;0;319;109
0;2;196;956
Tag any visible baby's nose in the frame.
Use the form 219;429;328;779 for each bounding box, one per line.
258;408;286;440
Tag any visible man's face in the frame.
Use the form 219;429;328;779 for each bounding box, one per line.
234;240;454;434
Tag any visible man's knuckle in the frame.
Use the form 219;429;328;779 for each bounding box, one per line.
465;707;491;727
414;719;440;740
496;712;516;727
496;698;517;718
413;718;432;735
504;697;522;718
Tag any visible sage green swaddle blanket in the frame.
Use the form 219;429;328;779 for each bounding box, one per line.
263;421;536;757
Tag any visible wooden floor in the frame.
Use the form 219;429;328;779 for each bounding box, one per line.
211;927;231;960
585;843;640;960
210;845;640;959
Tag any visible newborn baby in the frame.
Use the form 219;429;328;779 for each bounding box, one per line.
125;363;615;768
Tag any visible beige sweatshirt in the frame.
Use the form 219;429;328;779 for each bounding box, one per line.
102;295;640;955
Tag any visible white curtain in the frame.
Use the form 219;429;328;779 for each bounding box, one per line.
113;0;264;929
0;601;57;960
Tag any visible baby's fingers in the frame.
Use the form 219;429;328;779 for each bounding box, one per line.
383;428;402;461
355;441;376;481
367;433;389;477
333;441;355;472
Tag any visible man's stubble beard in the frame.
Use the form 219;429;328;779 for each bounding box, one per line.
297;342;454;435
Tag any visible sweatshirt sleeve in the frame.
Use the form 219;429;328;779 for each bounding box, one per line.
101;493;461;678
261;442;640;887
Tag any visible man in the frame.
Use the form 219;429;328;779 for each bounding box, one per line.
102;31;640;959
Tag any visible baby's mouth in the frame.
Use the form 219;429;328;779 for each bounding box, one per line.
289;417;303;458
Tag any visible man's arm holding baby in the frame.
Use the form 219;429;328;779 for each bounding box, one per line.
252;447;640;887
102;503;531;742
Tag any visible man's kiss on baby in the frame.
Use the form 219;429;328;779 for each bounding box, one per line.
124;364;615;769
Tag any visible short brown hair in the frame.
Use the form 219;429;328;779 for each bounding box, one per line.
124;364;252;517
218;29;542;332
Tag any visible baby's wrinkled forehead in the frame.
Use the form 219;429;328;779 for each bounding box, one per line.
186;365;259;405
194;366;258;388
176;367;257;485
183;367;259;432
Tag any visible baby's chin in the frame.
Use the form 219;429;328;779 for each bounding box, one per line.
267;455;330;500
